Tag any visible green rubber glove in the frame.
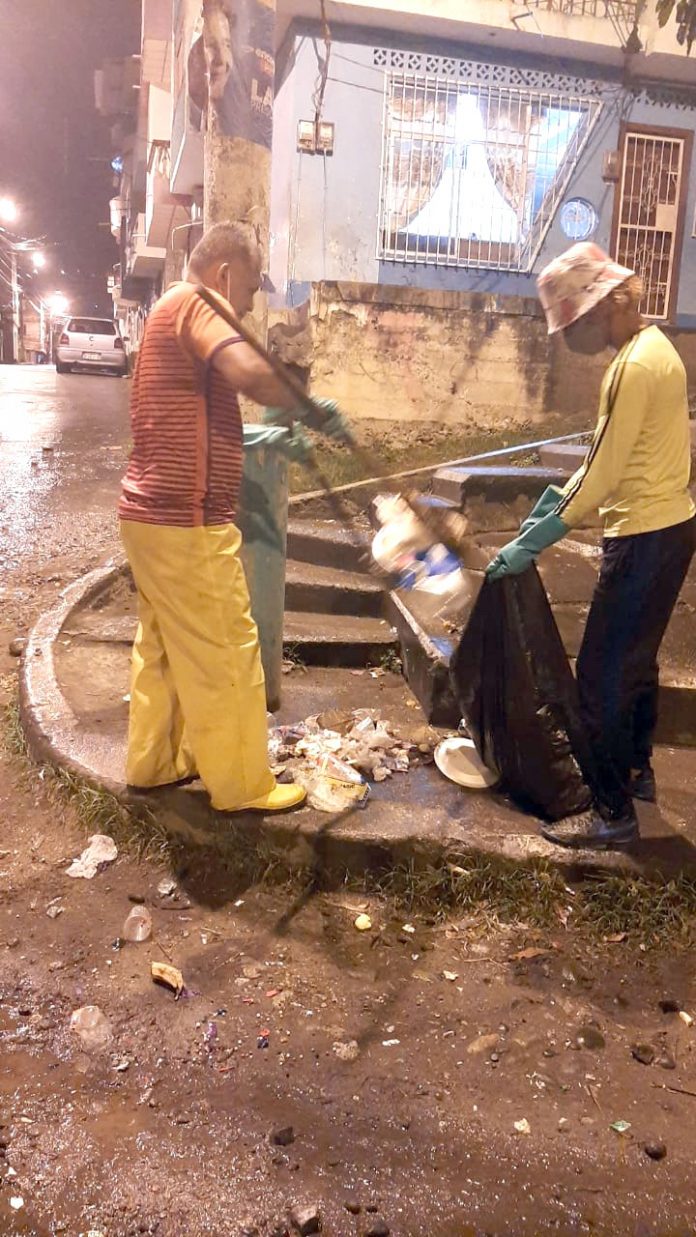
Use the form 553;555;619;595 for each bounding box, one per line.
243;424;312;462
264;398;351;443
486;512;568;581
519;485;564;535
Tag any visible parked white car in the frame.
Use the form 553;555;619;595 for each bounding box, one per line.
56;317;128;376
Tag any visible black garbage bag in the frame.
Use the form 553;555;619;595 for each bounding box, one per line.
450;567;597;821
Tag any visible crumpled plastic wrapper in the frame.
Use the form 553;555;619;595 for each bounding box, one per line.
267;709;420;809
66;834;118;879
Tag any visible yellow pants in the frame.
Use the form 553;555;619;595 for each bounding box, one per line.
120;520;275;811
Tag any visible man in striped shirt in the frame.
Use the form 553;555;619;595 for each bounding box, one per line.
119;222;345;814
486;242;695;850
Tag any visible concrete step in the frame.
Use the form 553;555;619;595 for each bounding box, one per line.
283;610;397;668
284;559;384;617
433;465;569;509
539;443;588;471
286;518;371;574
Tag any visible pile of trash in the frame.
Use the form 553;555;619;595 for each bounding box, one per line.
268;708;420;812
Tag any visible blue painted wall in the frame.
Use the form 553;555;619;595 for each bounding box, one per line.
269;21;696;326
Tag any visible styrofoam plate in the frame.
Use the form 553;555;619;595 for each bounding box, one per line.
434;736;499;790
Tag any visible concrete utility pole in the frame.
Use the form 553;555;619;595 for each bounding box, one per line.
202;0;275;342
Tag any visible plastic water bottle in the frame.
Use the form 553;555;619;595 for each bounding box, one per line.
122;905;153;943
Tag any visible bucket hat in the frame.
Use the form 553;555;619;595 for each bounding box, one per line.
537;242;635;335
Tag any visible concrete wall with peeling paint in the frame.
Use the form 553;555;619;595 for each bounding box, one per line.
291;282;696;427
304;283;603;427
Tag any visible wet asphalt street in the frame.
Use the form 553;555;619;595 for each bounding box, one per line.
0;365;130;667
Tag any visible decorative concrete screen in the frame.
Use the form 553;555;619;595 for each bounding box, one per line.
377;56;602;273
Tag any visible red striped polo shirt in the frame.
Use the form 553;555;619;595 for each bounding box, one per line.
119;282;244;527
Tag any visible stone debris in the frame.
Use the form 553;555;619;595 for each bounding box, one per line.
290;1202;322;1235
333;1039;360;1062
631;1042;656;1066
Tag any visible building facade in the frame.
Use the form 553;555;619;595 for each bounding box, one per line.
96;0;696;423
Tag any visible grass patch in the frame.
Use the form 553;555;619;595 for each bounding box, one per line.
287;426;541;495
3;689;696;949
359;853;696;947
1;692;170;862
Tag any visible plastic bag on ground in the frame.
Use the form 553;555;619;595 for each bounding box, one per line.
293;754;370;812
66;834;118;879
450;568;596;821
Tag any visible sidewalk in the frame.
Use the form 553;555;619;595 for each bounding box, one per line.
19;561;696;882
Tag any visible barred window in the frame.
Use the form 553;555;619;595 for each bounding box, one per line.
378;74;602;272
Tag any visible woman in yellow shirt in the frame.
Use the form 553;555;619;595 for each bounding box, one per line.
488;242;696;850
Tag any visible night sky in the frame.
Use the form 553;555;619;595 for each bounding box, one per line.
0;0;141;315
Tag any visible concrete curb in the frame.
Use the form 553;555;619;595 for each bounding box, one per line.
18;561;696;884
20;563;129;797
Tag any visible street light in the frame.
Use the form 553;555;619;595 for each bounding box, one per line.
32;252;46;271
47;292;69;315
0;198;18;225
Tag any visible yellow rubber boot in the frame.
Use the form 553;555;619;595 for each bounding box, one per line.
230;783;307;814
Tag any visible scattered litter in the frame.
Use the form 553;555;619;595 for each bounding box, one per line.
443;971;458;982
122;905;152;943
8;637;26;658
294;754;370;813
603;932;628;944
151;961;184;997
514;1118;531;1135
70;1005;112;1051
257;1029;270;1050
644;1141;667;1161
114;1059;130;1072
354;914;372;932
10;1197;24;1211
333;1040;360;1062
382;1038;400;1047
610;1119;631;1135
234;899;245;908
267;707;424;807
66;834;117;879
46;901;64;920
678;1010;694;1027
401;923;416;935
157;877;177;898
204;1022;218;1049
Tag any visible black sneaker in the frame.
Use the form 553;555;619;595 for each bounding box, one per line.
541;811;639;851
630;765;656;803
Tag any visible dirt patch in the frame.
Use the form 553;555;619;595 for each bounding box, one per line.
1;712;696;1235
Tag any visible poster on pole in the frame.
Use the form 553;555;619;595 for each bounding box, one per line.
204;0;274;149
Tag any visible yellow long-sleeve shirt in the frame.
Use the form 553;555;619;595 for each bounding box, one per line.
556;325;695;537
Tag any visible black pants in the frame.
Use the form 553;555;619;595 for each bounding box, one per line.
577;516;696;820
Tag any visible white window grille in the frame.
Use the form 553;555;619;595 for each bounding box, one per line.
615;129;688;321
378;73;602;272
